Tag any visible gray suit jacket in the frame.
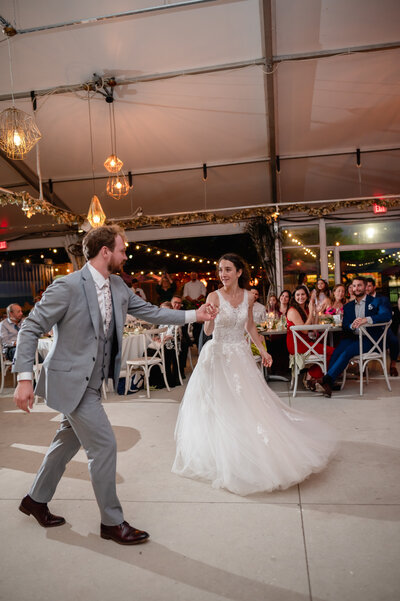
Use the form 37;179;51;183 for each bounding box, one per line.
13;264;187;412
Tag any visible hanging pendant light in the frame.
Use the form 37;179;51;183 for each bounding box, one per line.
104;153;123;173
86;90;106;228
106;170;130;200
87;195;106;228
0;39;41;159
104;100;124;173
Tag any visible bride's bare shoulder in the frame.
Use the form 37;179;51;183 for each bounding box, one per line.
207;290;220;307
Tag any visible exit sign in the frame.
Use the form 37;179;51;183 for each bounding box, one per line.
0;241;7;250
373;203;387;214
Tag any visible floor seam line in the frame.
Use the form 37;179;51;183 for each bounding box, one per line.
298;484;313;601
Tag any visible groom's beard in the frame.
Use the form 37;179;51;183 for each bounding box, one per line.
107;258;126;275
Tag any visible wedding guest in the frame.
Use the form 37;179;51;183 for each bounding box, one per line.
250;288;267;323
318;276;392;397
156;273;177;303
278;290;291;316
0;304;24;361
266;294;280;318
310;278;330;313
148;302;182;388
183;273;206;347
171;295;192;378
346;282;356;301
365;277;399;376
298;273;309;290
131;278;146;301
324;284;346;315
183;272;206;304
286;286;335;390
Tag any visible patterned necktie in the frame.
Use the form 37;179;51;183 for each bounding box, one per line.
103;281;113;334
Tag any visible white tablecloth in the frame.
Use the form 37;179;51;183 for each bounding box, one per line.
38;334;146;376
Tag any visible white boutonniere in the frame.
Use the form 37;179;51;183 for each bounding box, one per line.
368;304;374;311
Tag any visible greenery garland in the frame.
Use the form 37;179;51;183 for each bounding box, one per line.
1;189;399;229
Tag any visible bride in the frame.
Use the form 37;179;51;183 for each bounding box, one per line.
172;254;337;496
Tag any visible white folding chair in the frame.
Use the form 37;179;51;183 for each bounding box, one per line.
245;333;264;371
0;336;16;394
340;321;392;396
33;348;45;404
125;327;170;398
290;324;331;397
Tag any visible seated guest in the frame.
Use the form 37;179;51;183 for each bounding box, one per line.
131;278;146;301
171;295;192;378
147;302;182;388
324;284;346;315
278;290;291;316
183;272;206;347
250;288;267;323
310;278;330;313
266;294;280;318
286;286;335;390
346;282;356;301
319;276;392;396
365;277;398;376
156;273;176;303
0;303;24;361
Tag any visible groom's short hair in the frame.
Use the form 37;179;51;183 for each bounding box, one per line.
82;225;126;260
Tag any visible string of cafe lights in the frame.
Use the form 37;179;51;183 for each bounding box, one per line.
124;241;218;268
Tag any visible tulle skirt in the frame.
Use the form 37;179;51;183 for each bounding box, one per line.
172;339;338;495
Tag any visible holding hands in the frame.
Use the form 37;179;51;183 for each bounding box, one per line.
260;348;273;368
195;302;219;322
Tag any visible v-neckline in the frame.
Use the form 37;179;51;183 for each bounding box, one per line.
219;289;246;309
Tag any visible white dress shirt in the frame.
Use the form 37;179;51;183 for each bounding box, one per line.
183;279;206;300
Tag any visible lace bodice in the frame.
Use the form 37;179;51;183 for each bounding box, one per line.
213;289;249;344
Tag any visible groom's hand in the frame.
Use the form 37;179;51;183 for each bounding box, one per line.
195;302;218;322
14;380;35;413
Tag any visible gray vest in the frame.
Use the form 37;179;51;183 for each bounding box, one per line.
87;310;115;390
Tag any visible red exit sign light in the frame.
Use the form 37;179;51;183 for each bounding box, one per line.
373;203;387;214
0;241;8;250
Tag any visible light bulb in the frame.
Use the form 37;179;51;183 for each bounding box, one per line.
13;131;22;146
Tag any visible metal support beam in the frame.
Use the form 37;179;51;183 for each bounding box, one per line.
260;0;277;204
0;149;71;211
0;58;265;103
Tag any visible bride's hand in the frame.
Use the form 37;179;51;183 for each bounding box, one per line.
196;302;218;322
260;349;273;368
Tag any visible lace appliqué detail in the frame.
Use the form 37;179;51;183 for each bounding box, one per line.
233;373;242;395
257;423;269;445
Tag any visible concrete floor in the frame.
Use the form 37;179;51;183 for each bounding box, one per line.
0;370;399;601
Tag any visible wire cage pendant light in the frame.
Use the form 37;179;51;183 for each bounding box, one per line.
104;101;123;173
0;106;41;160
106;171;130;200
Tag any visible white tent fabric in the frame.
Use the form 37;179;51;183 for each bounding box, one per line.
0;0;399;241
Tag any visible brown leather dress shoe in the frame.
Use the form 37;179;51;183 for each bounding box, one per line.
317;379;332;398
19;495;66;528
101;521;150;545
390;366;398;377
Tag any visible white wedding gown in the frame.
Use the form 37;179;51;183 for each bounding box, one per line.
172;290;338;495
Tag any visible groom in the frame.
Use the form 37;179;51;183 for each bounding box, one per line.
13;225;216;545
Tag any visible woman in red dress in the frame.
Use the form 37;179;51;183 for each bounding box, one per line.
286;285;335;390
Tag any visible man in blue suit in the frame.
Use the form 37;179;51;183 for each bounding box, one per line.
319;276;392;397
366;277;399;377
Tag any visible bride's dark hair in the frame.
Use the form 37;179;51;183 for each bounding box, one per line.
218;253;250;289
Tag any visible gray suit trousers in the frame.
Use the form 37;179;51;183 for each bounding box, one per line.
29;386;123;526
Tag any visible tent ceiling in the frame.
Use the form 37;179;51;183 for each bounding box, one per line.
0;0;399;244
